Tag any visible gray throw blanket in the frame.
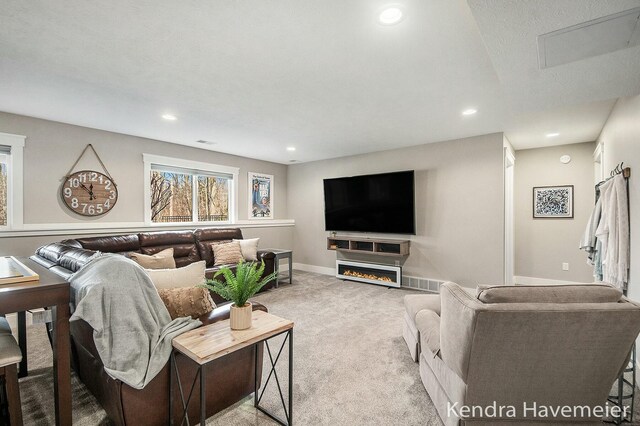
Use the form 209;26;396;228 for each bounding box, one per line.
70;254;201;389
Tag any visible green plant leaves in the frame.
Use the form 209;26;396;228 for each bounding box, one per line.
201;260;278;307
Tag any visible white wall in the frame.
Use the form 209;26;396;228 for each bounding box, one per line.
514;142;596;283
287;133;506;287
0;112;293;255
597;95;640;301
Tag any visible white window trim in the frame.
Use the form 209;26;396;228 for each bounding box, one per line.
143;154;239;226
0;132;25;231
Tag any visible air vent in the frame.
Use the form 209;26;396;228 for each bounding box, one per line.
196;139;216;145
401;275;444;293
538;7;640;69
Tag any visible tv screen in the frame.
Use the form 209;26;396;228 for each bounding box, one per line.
323;170;415;234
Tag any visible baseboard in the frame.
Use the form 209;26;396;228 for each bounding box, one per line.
292;262;334;276
514;275;587;285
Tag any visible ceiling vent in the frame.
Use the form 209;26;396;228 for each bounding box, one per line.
538;7;640;69
195;139;216;145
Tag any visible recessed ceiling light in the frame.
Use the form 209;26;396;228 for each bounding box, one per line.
546;132;560;138
462;108;477;116
286;147;296;152
162;113;177;121
379;7;403;25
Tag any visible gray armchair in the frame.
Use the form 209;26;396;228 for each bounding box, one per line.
404;282;640;425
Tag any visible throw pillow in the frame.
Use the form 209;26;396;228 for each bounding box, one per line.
211;241;244;266
145;261;206;289
158;287;216;320
233;238;260;261
130;248;176;269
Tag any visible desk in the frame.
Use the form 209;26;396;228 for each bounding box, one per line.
0;258;72;426
264;249;292;287
171;311;294;425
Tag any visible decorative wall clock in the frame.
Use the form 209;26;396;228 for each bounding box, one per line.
61;144;118;216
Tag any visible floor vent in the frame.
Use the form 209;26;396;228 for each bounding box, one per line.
402;275;444;293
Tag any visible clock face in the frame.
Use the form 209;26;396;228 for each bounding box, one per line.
61;170;118;216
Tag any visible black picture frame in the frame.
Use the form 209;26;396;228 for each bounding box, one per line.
533;185;574;218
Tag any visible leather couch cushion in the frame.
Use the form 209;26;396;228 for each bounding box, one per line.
139;230;200;268
130;248;176;269
75;234;141;253
212;241;244;266
476;284;623;304
57;248;97;272
194;228;243;267
145;261;207;289
157;287;216;320
36;243;73;263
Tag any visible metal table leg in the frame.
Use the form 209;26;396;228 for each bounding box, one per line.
255;329;293;425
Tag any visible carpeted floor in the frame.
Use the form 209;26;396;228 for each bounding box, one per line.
17;272;640;425
18;271;443;425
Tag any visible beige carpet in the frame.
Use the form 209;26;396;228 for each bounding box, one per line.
18;271;443;425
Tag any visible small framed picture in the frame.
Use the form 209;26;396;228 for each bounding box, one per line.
533;185;574;218
249;172;273;219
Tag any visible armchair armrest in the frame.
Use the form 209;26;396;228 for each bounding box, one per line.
198;301;268;325
257;250;275;261
440;282;484;381
415;309;441;356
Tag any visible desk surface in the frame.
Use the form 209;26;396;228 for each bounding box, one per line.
0;258;68;293
173;311;293;365
0;258;69;314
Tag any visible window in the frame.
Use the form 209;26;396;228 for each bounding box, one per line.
144;155;238;225
0;133;25;230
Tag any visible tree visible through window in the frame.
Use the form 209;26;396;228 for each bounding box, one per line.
198;176;229;222
150;169;230;223
0;159;7;226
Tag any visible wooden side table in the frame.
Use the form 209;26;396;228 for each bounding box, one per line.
0;257;72;426
264;249;293;287
171;310;294;425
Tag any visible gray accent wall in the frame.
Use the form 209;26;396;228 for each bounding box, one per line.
597;94;640;303
0;112;292;256
514;142;596;283
287;133;506;287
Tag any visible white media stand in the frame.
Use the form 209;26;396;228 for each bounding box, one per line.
327;236;410;288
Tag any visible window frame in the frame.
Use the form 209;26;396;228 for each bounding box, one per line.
143;154;239;226
0;132;25;231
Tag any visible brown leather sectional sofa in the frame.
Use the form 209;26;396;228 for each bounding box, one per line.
30;227;276;425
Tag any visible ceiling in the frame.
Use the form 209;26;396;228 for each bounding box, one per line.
1;0;639;164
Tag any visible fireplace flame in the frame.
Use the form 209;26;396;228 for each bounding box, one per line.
344;269;393;282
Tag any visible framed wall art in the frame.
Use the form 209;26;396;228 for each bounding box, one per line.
249;172;273;219
533;185;573;218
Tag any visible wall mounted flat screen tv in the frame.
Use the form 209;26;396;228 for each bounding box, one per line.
323;170;415;235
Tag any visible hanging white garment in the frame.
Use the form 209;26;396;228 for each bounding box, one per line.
579;196;602;264
594;175;629;288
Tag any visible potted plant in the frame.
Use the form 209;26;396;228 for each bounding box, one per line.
203;260;277;330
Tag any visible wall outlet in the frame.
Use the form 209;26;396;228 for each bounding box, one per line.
562;263;569;271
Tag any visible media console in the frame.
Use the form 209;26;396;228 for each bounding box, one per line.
326;236;410;256
327;236;410;287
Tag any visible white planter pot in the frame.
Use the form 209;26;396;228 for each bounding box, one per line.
230;302;252;330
